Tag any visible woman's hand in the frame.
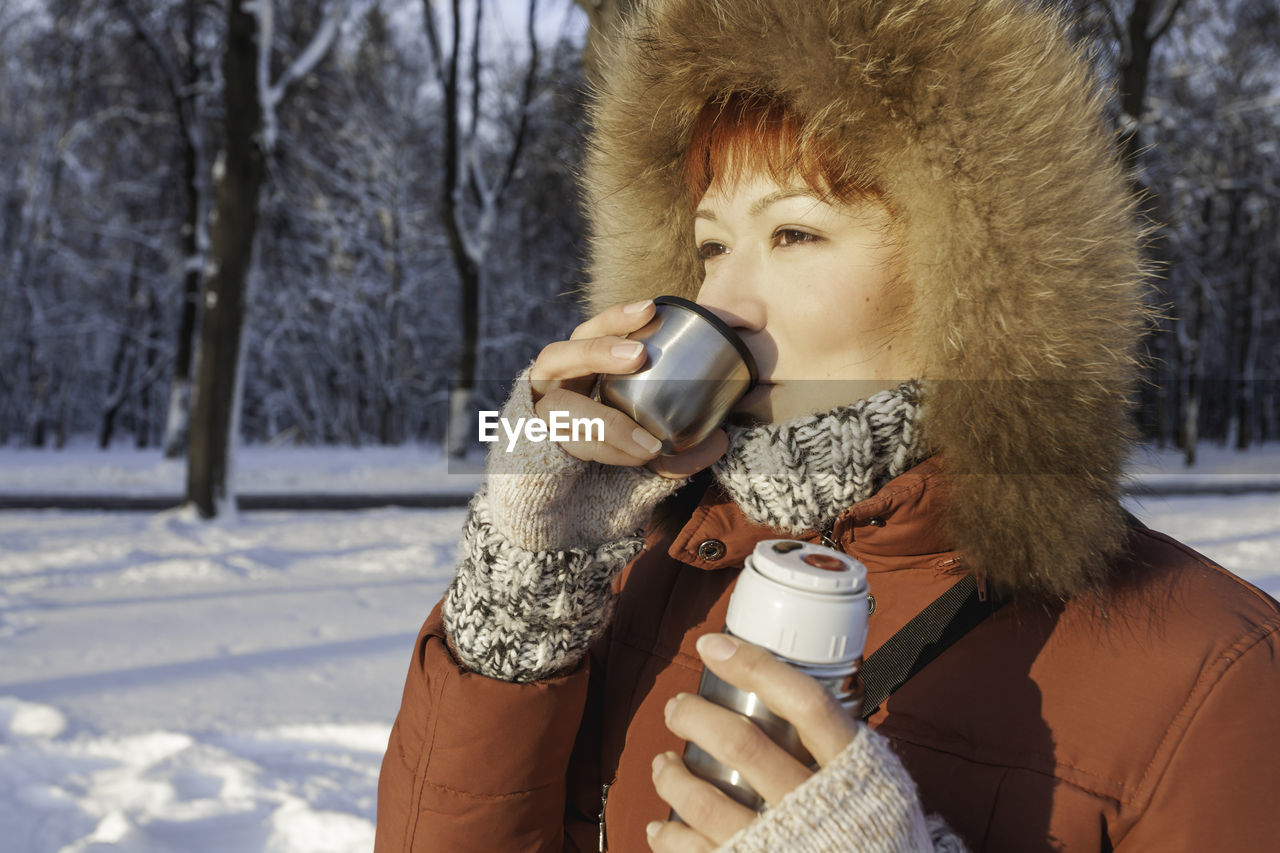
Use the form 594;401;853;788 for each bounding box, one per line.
529;299;727;478
647;633;861;852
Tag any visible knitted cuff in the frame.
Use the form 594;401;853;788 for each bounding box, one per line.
442;489;647;683
714;725;950;853
485;367;686;551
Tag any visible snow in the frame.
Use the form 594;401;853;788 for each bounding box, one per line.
0;443;483;497
1125;441;1280;491
0;442;1277;852
0;490;466;852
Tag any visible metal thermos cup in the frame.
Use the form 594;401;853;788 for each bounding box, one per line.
681;539;870;813
598;295;757;454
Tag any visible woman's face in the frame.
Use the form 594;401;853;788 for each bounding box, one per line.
693;171;921;424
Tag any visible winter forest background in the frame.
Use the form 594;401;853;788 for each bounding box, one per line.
1;0;1278;511
0;2;1276;850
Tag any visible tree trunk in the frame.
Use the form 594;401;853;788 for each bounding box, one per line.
137;280;163;448
99;252;142;450
444;242;480;459
185;0;264;518
381;200;405;446
1119;0;1155;169
114;0;207;457
437;0;478;460
163;117;204;457
1236;253;1262;451
431;0;539;460
1180;274;1207;468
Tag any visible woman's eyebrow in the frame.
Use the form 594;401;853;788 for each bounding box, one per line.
695;189;819;223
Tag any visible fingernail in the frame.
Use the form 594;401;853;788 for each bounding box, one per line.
697;633;738;662
633;428;663;455
612;342;644;360
664;694;680;723
624;298;653;314
652;753;665;775
646;821;662;840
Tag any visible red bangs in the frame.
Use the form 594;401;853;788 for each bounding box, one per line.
682;92;857;207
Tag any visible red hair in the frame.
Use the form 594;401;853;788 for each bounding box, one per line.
682;92;864;207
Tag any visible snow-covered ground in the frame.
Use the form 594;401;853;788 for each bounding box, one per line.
3;439;1279;498
1124;440;1280;491
0;443;484;498
0;504;465;853
0;443;1277;852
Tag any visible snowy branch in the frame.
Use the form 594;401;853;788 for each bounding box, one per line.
269;2;346;103
248;0;275;146
248;0;351;152
112;0;199;151
1149;0;1186;43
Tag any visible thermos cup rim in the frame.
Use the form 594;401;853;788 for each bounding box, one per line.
652;295;759;388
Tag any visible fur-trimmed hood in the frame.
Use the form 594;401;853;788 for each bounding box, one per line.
579;0;1150;599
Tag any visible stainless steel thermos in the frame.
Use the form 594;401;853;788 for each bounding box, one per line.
682;539;870;813
598;295;757;454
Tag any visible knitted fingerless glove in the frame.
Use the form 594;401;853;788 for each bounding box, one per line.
442;369;687;682
714;724;967;853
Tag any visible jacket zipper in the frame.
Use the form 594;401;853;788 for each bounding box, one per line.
819;519;839;550
598;782;611;852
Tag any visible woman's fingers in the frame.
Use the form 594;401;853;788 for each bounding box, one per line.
693;634;859;766
645;816;715;853
649;751;756;851
569;298;656;341
529;299;656;400
518;300;668;467
533;387;663;464
529;335;646;399
663;692;812;806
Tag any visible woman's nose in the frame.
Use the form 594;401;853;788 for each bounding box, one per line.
695;300;754;329
695;264;764;331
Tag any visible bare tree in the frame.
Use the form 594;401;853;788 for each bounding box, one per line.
185;0;348;517
423;0;542;458
0;0;593;453
1074;0;1189;167
111;0;214;458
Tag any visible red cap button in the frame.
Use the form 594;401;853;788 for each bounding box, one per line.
802;553;847;571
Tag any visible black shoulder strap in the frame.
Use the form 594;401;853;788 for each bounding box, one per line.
858;574;1003;719
858;509;1145;719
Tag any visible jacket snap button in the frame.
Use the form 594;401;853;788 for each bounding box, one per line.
867;517;886;527
696;539;726;561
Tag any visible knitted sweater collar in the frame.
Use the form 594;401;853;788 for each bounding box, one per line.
710;382;925;535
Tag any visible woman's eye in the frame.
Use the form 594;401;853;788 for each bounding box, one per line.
774;229;819;247
697;241;728;261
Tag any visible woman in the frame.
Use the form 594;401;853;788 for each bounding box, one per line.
376;0;1280;850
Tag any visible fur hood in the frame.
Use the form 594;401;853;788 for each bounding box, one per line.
579;0;1151;599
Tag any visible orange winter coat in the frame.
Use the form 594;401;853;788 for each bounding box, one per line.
375;455;1280;852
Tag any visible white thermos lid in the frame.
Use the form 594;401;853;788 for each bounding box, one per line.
725;539;870;665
